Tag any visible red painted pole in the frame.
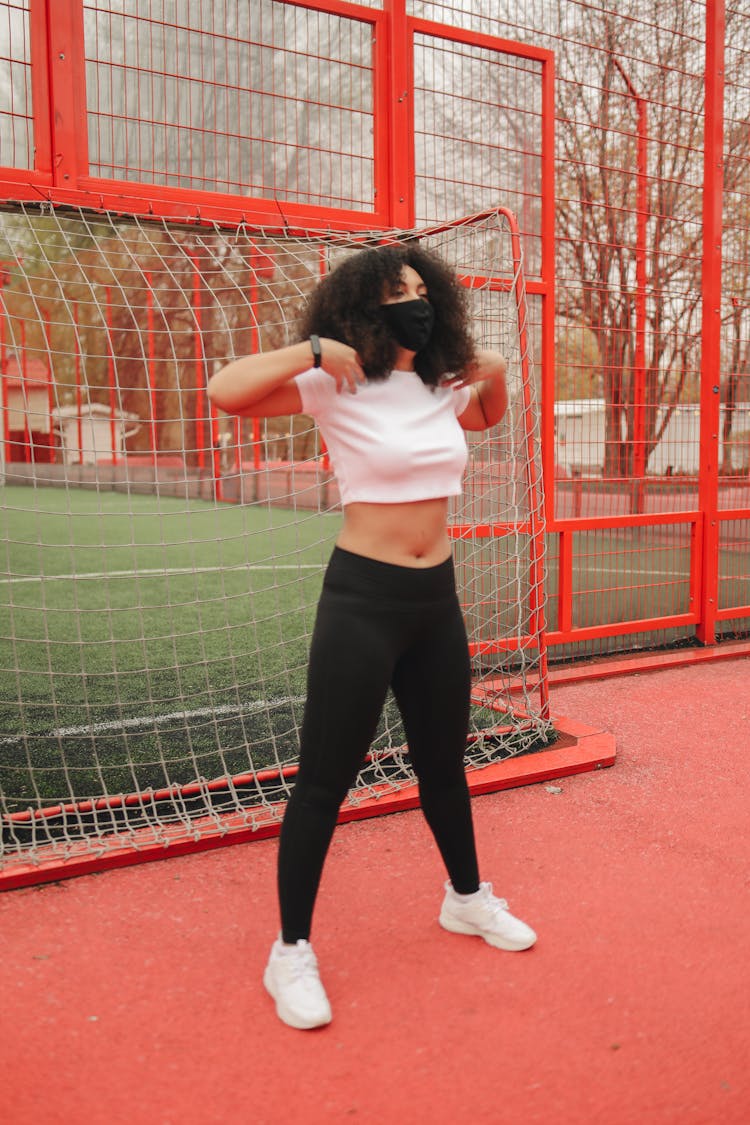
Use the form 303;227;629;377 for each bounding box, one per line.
74;303;83;465
0;277;8;467
192;256;205;472
696;0;725;645
612;57;649;511
204;259;222;500
317;246;331;470
106;287;117;464
45;0;89;188
146;273;158;465
249;245;261;472
540;53;557;528
384;0;414;228
557;529;573;637
44;310;54;463
210;394;222;502
20;321;31;463
28;0;53;178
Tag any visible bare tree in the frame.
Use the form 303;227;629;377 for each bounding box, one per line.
555;0;750;477
720;105;750;472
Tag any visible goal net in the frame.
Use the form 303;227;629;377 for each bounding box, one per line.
0;203;550;880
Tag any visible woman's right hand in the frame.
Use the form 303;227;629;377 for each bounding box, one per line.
318;338;367;394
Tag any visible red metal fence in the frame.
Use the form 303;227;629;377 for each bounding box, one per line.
1;0;748;656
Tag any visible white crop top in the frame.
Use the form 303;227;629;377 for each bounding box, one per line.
295;367;472;505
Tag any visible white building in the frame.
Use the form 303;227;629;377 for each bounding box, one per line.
51;402;141;465
554;399;750;475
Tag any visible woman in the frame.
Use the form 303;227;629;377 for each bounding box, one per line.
208;243;536;1031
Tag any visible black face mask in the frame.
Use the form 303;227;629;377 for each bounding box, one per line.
380;299;435;352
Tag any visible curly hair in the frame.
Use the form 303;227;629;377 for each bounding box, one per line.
297;243;476;386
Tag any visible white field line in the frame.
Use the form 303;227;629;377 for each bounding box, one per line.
0;564;323;585
0;695;307;747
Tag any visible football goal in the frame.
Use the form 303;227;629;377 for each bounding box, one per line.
0;203;550;882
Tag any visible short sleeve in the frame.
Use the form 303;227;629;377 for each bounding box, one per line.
295;367;335;418
452;384;472;417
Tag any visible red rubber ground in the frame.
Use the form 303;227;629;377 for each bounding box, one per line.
1;657;748;1124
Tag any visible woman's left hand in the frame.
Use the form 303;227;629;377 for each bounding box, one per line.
449;349;506;389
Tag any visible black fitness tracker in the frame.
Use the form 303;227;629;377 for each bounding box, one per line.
310;334;322;368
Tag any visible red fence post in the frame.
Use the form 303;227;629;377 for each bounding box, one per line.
145;274;158;465
191;257;205;473
74;302;82;464
25;2;53;184
44;309;54;463
0;278;7;467
540;52;557;527
384;0;414;228
249;246;260;472
697;0;726;645
20;322;30;463
45;0;88;189
106;288;117;464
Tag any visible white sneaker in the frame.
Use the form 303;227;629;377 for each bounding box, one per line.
439;881;537;951
263;936;333;1030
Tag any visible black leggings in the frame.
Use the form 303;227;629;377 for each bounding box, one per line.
277;546;480;943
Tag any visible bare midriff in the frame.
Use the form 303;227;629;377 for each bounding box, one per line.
336;498;452;568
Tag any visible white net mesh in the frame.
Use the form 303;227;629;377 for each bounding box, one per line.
0;203;550;873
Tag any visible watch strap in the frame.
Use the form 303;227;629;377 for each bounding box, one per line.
310;334;322;368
